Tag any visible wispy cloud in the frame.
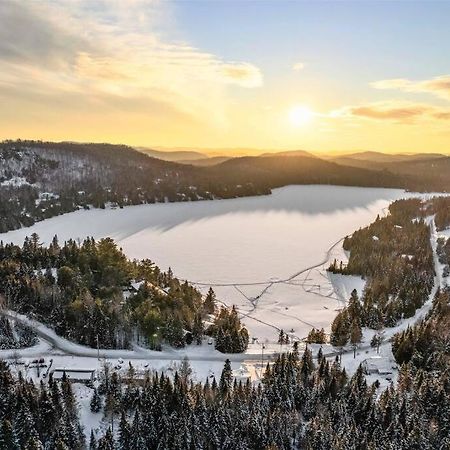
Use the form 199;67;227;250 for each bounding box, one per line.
0;0;263;129
333;101;450;124
219;63;262;87
371;75;450;101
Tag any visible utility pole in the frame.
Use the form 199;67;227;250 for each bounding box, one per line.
260;343;266;378
97;334;100;360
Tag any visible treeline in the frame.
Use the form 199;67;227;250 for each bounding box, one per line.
437;237;450;277
0;235;248;353
0;318;37;350
0;140;269;233
0;361;85;449
88;321;447;449
392;287;450;369
88;290;449;449
1;296;447;449
429;196;450;231
328;198;435;344
4;139;448;235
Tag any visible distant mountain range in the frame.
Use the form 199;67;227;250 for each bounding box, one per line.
136;147;209;162
138;147;318;165
138;146;448;167
0;140;448;233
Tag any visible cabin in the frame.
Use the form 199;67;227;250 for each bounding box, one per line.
362;356;394;376
51;368;96;383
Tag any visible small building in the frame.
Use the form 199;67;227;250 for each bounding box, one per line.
362;357;393;375
51;368;96;383
232;364;251;382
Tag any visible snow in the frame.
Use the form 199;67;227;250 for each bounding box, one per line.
0;176;32;187
130;281;145;291
1;188;448;390
1;187;449;439
73;383;103;438
33;267;58;279
0;185;419;342
328;273;365;303
1;209;444;428
318;215;445;389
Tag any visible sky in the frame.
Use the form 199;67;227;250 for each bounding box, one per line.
0;0;449;154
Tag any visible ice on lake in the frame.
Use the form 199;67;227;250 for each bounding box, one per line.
1;185;416;341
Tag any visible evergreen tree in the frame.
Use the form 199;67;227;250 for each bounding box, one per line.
219;359;233;397
0;420;19;450
330;308;350;346
90;388;102;413
192;313;204;345
89;430;97;450
203;287;216;315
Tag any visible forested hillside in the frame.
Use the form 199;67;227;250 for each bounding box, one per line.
332;152;450;192
0;140;269;233
0;235;248;353
4;140;447;236
2;140;449;236
3;289;447;450
328;198;437;344
209;154;404;191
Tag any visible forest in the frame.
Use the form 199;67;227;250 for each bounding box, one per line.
0;235;248;354
2;140;449;235
1;285;448;449
0;140;269;233
328;198;437;345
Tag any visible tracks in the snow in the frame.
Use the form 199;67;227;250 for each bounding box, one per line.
188;237;346;336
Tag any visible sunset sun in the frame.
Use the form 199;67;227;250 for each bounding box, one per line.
288;105;314;127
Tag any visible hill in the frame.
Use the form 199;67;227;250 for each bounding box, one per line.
260;149;317;158
209;153;405;190
135;147;208;162
0;140;269;233
331;152;450;191
177;156;232;166
1;140;449;234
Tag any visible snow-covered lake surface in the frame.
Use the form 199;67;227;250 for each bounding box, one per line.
1;185;417;341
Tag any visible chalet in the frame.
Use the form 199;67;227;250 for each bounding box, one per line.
51;368;96;383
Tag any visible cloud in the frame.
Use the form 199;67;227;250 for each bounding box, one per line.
220;63;263;87
371;75;450;101
0;0;263;130
334;101;450;124
0;1;85;66
292;62;305;71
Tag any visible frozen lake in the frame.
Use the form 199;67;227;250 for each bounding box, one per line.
1;185;414;341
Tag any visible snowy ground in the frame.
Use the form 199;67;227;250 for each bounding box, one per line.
1;185;421;342
1;197;449;438
1;187;447;385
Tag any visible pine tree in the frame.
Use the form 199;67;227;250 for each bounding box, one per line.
97;428;114;450
0;420;19;450
192;313;204;345
219;359;233;397
25;435;44;450
179;356;193;385
203;287;216;315
117;412;130;450
330;309;350;346
90;388;102;413
350;319;362;358
89;430;97;450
